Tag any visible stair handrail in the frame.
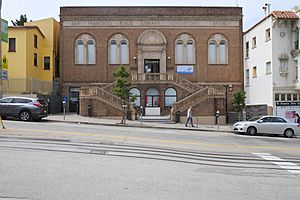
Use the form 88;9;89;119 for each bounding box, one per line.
80;86;129;111
132;73;202;92
172;87;225;112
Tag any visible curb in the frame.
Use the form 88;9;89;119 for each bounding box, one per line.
46;119;233;133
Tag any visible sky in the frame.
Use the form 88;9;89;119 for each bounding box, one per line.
1;0;299;30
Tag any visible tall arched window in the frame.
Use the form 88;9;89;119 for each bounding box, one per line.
74;34;96;65
175;34;195;64
75;40;84;64
208;34;228;65
87;40;95;64
129;87;141;107
219;40;227;64
164;88;177;107
108;34;129;64
110;40;117;64
146;88;159;107
176;40;184;64
120;40;129;64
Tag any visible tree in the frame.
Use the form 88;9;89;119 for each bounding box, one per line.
11;14;29;26
112;65;133;124
232;90;246;121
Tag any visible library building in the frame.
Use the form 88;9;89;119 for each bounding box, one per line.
60;6;243;124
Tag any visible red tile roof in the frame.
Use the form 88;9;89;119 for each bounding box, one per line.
244;10;299;34
271;10;299;19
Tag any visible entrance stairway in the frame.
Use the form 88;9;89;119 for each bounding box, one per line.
80;73;225;117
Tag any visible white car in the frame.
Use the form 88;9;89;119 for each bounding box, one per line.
232;116;300;138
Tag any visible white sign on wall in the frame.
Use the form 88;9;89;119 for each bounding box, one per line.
176;65;193;74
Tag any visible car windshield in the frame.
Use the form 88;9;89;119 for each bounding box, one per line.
248;116;262;121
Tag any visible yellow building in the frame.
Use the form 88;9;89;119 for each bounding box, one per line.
1;18;60;95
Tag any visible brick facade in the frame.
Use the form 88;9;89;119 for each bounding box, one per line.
60;7;243;124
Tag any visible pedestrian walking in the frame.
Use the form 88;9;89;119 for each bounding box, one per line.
295;113;300;124
185;106;195;127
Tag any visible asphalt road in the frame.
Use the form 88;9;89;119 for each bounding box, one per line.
0;120;299;200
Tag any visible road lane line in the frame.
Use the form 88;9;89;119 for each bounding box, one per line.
3;128;300;151
253;153;300;174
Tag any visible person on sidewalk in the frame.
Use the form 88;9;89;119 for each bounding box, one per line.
295;113;300;124
185;106;195;127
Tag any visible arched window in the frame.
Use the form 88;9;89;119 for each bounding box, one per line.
109;40;117;64
87;40;95;64
164;88;177;107
75;40;84;64
208;40;217;64
175;34;195;64
146;88;159;107
176;40;184;64
108;34;129;64
74;34;96;65
208;34;228;65
120;40;129;64
129;87;141;107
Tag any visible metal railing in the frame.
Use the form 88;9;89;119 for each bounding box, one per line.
132;73;202;92
80;86;125;111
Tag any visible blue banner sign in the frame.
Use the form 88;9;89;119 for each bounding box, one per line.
176;65;193;74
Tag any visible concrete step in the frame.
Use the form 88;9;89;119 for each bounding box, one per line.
136;116;174;124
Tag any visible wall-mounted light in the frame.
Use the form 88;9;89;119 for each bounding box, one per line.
133;56;137;60
167;56;171;60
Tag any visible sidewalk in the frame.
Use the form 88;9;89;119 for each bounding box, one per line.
46;113;233;133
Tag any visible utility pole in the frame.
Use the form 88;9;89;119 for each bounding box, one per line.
0;0;2;98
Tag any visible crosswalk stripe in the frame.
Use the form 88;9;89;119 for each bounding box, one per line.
253;153;300;174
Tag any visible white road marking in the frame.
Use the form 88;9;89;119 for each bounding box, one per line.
253;153;300;174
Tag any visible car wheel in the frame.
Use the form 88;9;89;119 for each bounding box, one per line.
19;111;32;121
247;126;257;135
284;129;294;138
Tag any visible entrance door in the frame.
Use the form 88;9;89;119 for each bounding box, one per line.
145;88;160;116
69;87;79;113
144;59;160;73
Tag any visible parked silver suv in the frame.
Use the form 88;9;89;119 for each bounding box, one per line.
0;96;48;121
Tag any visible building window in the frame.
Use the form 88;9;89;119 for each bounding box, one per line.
74;34;96;65
296;60;299;81
293;94;298;101
252;66;257;78
208;34;228;65
146;88;159;107
245;41;249;58
275;94;279;101
287;94;291;101
87;40;96;64
34;34;38;48
280;94;286;101
278;53;289;77
252;37;257;48
108;34;129;65
8;38;16;52
265;28;271;41
34;53;38;66
266;61;271;75
120;40;129;64
164;88;177;107
175;34;195;65
44;57;50;70
245;69;250;86
129;88;141;107
295;27;299;50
